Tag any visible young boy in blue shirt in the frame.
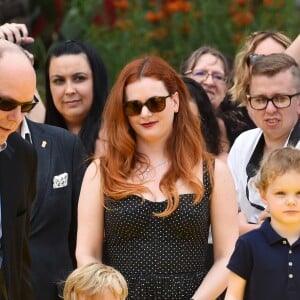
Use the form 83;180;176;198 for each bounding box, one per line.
225;147;300;300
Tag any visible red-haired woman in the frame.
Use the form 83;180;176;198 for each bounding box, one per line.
76;56;238;300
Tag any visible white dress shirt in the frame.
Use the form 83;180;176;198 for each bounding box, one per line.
228;126;300;224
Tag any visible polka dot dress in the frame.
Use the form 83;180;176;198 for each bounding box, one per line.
103;169;211;300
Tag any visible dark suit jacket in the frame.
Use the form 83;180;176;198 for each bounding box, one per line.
0;132;36;300
26;119;87;300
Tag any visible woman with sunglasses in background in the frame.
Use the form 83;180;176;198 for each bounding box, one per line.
76;56;238;300
44;40;109;156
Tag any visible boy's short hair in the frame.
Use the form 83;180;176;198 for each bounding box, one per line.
63;262;128;300
255;147;300;192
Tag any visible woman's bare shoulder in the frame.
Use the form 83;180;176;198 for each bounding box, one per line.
85;158;101;178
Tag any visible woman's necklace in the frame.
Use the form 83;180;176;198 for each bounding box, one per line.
143;160;169;179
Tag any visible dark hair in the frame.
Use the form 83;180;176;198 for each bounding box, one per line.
44;40;109;155
182;77;222;155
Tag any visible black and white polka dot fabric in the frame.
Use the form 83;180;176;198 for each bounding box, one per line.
103;168;211;300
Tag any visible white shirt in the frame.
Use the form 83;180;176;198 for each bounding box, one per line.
0;142;7;152
20;118;32;143
228;127;300;224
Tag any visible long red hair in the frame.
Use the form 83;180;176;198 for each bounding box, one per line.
100;55;214;217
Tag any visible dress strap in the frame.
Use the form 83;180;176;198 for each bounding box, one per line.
203;160;213;196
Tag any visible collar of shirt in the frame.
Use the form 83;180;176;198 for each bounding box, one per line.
0;142;7;152
261;218;300;246
20;118;32;144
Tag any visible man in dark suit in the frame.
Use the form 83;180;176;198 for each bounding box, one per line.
0;39;37;299
20;118;87;300
0;23;88;299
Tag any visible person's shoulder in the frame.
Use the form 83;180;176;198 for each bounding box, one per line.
85;158;101;179
214;156;227;171
27;119;79;142
229;128;262;160
7;132;35;153
239;226;264;243
213;156;232;179
6;133;36;166
233;127;262;146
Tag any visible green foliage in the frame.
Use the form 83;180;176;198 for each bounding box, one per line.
32;0;300;86
60;0;103;39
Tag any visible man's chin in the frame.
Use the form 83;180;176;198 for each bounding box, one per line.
0;137;7;146
0;130;14;145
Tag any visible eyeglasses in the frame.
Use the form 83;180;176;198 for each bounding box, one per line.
247;54;266;66
0;96;39;113
247;92;300;110
186;70;226;83
124;95;170;116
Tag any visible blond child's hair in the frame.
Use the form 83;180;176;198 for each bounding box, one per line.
255;147;300;193
63;262;128;300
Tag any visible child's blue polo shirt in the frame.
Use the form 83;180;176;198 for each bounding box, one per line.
227;218;300;300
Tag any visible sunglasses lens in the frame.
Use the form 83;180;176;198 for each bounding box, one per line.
124;95;169;116
124;101;142;116
0;99;37;112
21;103;35;113
0;100;17;111
146;96;167;113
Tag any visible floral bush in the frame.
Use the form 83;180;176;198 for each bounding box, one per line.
32;0;300;85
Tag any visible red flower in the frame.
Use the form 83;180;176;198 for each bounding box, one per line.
262;0;274;6
145;11;164;23
232;0;248;6
113;0;128;11
232;11;253;26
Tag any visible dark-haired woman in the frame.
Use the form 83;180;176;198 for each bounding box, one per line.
45;40;109;156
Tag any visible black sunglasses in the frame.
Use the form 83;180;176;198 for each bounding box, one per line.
0;97;39;113
124;95;170;116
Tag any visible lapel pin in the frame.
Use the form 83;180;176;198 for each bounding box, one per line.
41;141;47;148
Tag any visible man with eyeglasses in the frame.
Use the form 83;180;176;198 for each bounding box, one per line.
228;53;300;235
0;39;37;299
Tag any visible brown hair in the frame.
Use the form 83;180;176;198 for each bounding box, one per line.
230;31;291;105
100;55;213;217
256;147;300;193
248;53;300;93
179;45;231;82
63;262;128;300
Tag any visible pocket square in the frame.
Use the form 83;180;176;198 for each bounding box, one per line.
53;172;68;189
